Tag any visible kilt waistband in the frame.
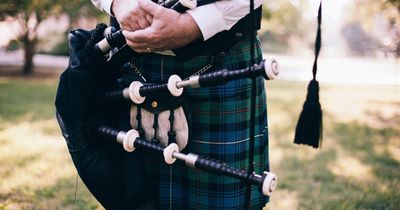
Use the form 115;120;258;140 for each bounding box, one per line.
116;35;263;87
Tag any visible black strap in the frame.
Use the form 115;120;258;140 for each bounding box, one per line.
313;2;322;80
196;0;219;7
245;0;257;208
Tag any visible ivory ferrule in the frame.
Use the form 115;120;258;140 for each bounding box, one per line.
122;88;130;99
172;152;187;161
177;76;200;88
97;39;112;53
116;131;126;144
185;153;198;168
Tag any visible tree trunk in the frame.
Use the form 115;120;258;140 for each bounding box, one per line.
22;37;36;74
21;12;40;75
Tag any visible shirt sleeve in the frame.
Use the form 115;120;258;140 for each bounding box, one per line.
91;0;114;16
187;0;263;40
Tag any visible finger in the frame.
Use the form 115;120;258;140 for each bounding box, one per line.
126;43;149;54
125;39;149;49
137;18;151;30
132;47;147;53
125;39;159;53
121;17;143;31
145;14;153;23
137;0;161;15
123;29;153;43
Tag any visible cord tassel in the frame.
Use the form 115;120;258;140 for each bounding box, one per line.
294;79;323;148
294;1;323;148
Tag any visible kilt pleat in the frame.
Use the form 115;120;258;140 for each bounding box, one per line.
122;37;270;210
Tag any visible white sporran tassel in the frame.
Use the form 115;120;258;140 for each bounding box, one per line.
130;105;188;150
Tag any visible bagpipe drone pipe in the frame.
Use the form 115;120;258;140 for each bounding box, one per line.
97;126;277;196
104;59;279;104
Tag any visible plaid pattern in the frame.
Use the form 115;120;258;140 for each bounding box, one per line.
121;37;269;210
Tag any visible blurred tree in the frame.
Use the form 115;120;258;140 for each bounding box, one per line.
388;0;400;11
386;0;400;57
261;0;312;53
0;0;100;74
344;0;400;58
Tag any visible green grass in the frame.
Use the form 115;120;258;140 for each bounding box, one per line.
265;81;400;210
0;77;399;209
0;78;101;210
0;79;57;124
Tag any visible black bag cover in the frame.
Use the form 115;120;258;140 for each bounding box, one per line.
55;24;155;209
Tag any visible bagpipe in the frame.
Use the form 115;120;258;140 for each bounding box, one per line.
97;126;277;196
104;59;278;104
56;27;278;207
55;0;323;209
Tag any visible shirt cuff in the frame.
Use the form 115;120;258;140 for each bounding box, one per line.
101;0;114;16
187;4;227;41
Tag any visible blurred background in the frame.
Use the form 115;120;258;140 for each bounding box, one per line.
0;0;399;209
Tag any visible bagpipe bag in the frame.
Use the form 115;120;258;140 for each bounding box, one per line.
55;26;156;209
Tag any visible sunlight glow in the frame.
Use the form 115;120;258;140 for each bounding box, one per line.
329;156;374;181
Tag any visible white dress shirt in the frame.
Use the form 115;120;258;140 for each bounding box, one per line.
91;0;262;40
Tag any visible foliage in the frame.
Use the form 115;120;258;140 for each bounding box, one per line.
43;35;70;56
261;0;312;54
0;0;103;73
6;39;20;51
387;0;400;11
343;0;400;58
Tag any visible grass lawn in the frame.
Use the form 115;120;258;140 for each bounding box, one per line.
0;74;399;209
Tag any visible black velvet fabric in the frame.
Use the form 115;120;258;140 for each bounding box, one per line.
55;25;155;209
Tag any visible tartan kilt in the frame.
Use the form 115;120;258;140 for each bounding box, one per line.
119;36;269;210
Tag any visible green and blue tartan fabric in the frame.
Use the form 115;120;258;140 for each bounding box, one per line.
122;37;269;210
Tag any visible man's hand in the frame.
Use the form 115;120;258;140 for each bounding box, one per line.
122;0;202;53
112;0;152;31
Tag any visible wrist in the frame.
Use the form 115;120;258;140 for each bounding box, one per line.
178;13;202;43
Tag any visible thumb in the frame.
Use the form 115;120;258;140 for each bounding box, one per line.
138;0;161;15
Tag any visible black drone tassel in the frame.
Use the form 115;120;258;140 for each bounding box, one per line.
294;1;323;148
294;79;322;148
